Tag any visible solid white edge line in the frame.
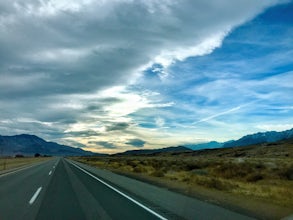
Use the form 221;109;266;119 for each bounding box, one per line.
68;160;168;220
29;187;42;205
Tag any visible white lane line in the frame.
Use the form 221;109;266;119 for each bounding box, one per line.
49;171;52;176
68;160;167;220
29;187;42;205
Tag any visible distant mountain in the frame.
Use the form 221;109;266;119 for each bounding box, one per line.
115;146;192;156
223;128;293;148
172;138;293;158
0;134;94;156
185;141;223;150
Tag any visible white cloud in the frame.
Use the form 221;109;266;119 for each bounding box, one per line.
13;0;93;16
0;0;286;151
155;117;165;127
1;0;282;98
154;32;228;67
256;124;293;132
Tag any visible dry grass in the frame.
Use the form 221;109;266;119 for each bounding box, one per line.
0;157;50;172
72;155;293;208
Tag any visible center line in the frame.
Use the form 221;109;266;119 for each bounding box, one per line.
29;187;42;205
49;171;52;175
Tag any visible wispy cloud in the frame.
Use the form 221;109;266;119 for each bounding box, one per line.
192;106;243;125
90;141;117;149
125;139;146;148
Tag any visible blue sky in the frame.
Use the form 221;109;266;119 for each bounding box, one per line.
0;0;292;153
127;2;293;146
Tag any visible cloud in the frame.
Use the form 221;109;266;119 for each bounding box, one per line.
89;141;117;149
0;0;286;151
192;106;243;125
125;139;146;148
62;139;87;148
0;0;280;99
106;122;130;132
64;130;100;137
155;117;165;127
256;124;293;132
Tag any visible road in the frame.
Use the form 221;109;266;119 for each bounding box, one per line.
0;158;255;220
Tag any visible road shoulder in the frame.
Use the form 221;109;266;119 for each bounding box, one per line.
68;159;254;220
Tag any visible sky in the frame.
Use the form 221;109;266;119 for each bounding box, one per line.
0;0;292;154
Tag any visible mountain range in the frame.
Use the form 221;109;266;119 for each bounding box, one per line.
185;128;293;151
223;128;293;148
0;134;94;156
185;141;224;150
0;128;292;156
115;146;192;156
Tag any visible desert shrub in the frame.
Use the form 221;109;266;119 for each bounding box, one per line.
85;157;96;162
139;160;148;166
184;162;202;171
119;165;133;172
279;164;293;180
246;173;264;182
125;159;136;167
149;159;162;169
255;162;265;169
233;152;246;157
169;164;179;171
191;169;208;176
151;169;165;177
108;159;119;164
111;162;122;169
177;163;186;171
155;160;168;169
194;177;229;190
133;165;147;173
285;166;293;180
212;162;253;179
182;176;191;182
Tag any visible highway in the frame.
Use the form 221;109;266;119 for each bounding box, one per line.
0;158;255;220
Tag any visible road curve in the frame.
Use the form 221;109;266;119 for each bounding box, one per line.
0;157;255;220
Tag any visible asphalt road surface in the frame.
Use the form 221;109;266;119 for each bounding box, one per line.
0;158;255;220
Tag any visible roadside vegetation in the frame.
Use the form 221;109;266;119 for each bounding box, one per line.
74;156;293;205
72;140;293;218
0;156;50;172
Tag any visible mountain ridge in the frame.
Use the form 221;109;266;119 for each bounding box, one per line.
223;128;293;148
115;146;192;156
183;128;293;151
185;141;224;150
0;134;94;156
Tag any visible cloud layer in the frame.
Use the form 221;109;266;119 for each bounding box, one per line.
0;0;289;153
